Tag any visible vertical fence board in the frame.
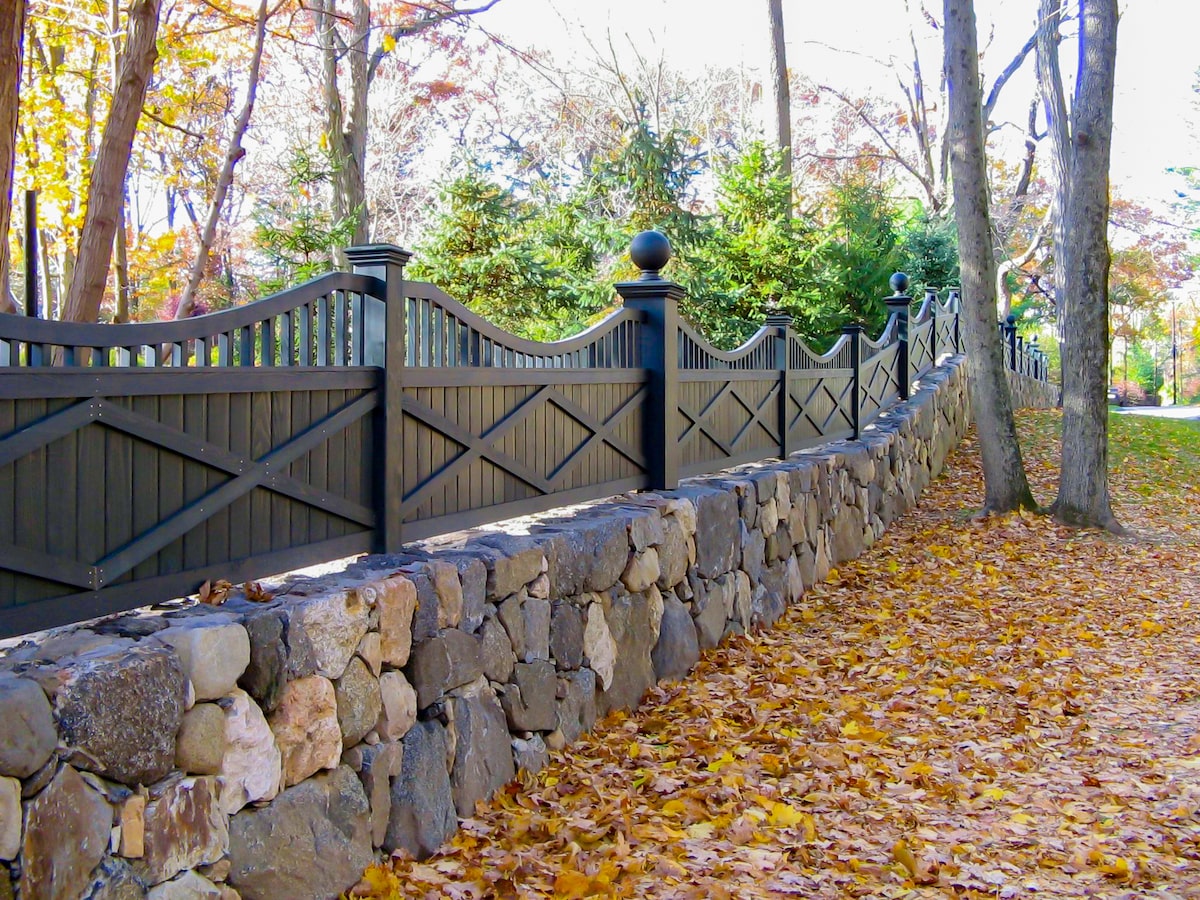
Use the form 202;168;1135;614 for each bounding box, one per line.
131;394;161;581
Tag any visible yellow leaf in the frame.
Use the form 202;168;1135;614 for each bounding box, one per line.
840;720;862;737
381;33;397;53
981;787;1008;801
553;870;593;898
892;839;919;878
686;822;716;839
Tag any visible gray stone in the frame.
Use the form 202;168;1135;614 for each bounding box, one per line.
740;521;765;584
175;704;227;776
675;487;739;578
797;542;816;588
237;611;287;713
476;616;515;684
538;518;628;597
217;688;280;816
335;657;382;748
596;590;661;715
408;630;483;710
651;594;700;682
469;535;546;601
555;669;597;744
787;555;805;603
376;671;417;742
155;623;250;702
407;572;440;644
228;766;372;900
358;741;402;848
268;675;341;787
0;673;55;778
83;857;149;900
0;777;18;860
831;507;866;564
454;557;488;633
753;564;788;630
511;736;549;774
549;602;584;671
496;593;527;662
19;765;113;900
690;578;726;651
521;597;551;663
448;682;516;817
385;721;456;860
500;661;557;732
292;588;371;680
655;516;690;590
55;645;186;786
133;776;227;887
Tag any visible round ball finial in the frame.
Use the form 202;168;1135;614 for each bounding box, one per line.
630;231;672;280
889;272;910;295
1006;313;1017;325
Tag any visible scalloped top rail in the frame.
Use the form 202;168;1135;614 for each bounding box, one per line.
0;272;381;368
402;283;645;369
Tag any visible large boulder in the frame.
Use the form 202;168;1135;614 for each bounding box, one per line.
448;682;516;817
651;593;700;682
674;487;739;578
132;776;228;887
154;622;249;702
227;765;372;900
54;645;186;786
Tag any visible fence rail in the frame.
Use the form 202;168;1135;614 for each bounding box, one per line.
0;233;1048;638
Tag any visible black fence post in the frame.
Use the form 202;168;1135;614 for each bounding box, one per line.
885;272;911;399
925;287;939;360
844;324;863;440
948;289;962;354
1004;314;1017;371
616;231;684;491
346;243;412;554
766;312;793;458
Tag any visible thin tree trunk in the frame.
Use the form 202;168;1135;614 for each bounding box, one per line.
0;0;25;314
113;198;131;321
1053;0;1120;530
176;0;269;320
766;0;792;208
60;0;161;323
944;0;1036;513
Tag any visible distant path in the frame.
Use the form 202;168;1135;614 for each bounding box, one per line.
1113;404;1200;421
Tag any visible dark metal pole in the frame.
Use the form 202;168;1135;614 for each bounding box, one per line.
1172;303;1179;405
24;190;38;318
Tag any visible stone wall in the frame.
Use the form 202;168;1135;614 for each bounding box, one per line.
1007;369;1060;410
0;358;972;900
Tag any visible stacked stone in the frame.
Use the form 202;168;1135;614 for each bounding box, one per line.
1007;369;1061;410
0;359;971;900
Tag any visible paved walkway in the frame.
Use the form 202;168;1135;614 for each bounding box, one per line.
1112;404;1200;421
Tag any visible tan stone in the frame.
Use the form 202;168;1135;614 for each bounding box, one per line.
369;575;417;667
19;765;112;900
620;548;660;593
376;671;417;742
268;676;341;787
176;703;228;775
133;776;228;886
356;631;382;677
0;776;19;860
582;602;617;691
430;561;464;628
218;688;281;815
119;793;146;858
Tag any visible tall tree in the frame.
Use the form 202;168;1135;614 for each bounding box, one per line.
0;0;24;314
60;0;161;323
766;0;792;208
1049;0;1121;529
943;0;1036;513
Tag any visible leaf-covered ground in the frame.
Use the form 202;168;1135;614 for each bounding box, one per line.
358;410;1200;898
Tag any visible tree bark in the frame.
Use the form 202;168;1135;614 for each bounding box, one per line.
0;0;25;314
1053;0;1120;530
60;0;161;324
944;0;1036;513
766;0;792;206
176;0;269;319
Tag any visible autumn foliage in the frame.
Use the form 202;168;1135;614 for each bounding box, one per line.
352;410;1200;898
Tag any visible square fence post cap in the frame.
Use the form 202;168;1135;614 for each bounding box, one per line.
344;244;413;267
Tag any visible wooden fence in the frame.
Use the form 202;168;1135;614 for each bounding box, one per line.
0;234;1047;638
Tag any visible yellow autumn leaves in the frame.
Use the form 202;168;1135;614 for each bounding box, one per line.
353;411;1200;897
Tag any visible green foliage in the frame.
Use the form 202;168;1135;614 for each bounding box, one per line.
253;147;358;292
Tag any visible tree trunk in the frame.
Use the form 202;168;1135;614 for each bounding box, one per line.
60;0;160;323
1053;0;1120;530
944;0;1036;513
176;0;269;319
766;0;792;206
0;0;24;314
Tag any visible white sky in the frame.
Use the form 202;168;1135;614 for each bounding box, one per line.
483;0;1200;216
